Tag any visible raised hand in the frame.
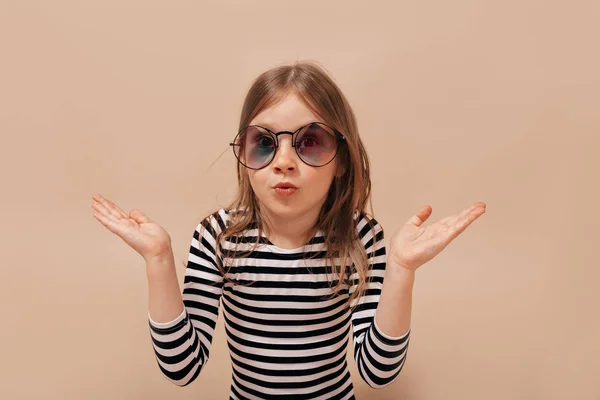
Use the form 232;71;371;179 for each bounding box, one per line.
389;202;487;271
91;194;172;261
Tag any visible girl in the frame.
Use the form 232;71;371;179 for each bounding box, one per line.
91;61;486;399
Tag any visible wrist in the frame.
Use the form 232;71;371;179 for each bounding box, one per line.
386;259;416;282
145;249;175;273
144;245;173;261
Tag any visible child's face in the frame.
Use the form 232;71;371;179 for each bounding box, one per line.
246;93;339;223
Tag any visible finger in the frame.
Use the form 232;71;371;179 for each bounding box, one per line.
92;194;128;219
447;206;486;240
406;205;433;227
91;202;120;224
129;209;152;224
92;195;123;220
439;202;486;227
450;203;486;227
104;197;129;219
93;211;124;236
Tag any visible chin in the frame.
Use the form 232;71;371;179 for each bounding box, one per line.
259;195;308;219
263;199;301;217
254;187;328;220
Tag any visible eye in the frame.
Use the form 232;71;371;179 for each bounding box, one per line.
299;134;319;148
256;134;275;148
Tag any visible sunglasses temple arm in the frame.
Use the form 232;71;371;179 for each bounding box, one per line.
204;145;232;173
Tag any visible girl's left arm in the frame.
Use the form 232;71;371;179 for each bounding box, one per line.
350;217;411;390
376;201;486;337
351;202;486;388
374;264;414;338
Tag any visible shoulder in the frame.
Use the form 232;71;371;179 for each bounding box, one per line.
353;211;385;251
353;210;384;237
197;208;232;238
196;207;255;236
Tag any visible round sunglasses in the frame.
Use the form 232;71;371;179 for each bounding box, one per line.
230;122;346;170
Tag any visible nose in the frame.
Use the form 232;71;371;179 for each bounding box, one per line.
271;135;297;172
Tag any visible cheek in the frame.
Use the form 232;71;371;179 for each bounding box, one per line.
305;165;336;192
247;171;267;193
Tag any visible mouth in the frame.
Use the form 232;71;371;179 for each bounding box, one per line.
273;183;298;196
273;182;298;189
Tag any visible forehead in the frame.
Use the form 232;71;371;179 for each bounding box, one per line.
249;93;324;132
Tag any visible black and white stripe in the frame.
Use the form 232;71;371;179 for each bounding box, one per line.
149;209;410;399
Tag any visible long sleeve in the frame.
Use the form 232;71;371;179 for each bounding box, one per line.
350;215;410;389
148;211;226;386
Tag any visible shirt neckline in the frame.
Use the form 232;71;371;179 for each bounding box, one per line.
260;230;324;253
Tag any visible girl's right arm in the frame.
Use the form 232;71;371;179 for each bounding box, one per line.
91;193;185;323
147;218;226;386
92;194;225;386
145;251;185;324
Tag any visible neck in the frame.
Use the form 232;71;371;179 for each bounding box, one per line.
260;207;320;249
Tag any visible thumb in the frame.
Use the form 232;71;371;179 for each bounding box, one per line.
129;209;152;224
407;205;432;227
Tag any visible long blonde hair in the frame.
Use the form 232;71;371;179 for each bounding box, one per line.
206;61;378;309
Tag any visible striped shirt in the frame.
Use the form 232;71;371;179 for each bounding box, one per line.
148;209;410;399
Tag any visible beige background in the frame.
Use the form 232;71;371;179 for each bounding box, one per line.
1;0;598;399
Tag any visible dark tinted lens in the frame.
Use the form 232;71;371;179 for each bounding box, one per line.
295;123;338;166
233;126;275;169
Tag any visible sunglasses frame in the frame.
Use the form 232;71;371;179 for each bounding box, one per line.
230;122;346;170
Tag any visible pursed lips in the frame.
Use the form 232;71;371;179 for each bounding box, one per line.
273;182;298;189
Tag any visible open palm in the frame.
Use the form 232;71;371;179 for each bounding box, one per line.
91;194;172;261
389;202;487;271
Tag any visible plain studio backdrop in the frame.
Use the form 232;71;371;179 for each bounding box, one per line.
0;1;598;399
